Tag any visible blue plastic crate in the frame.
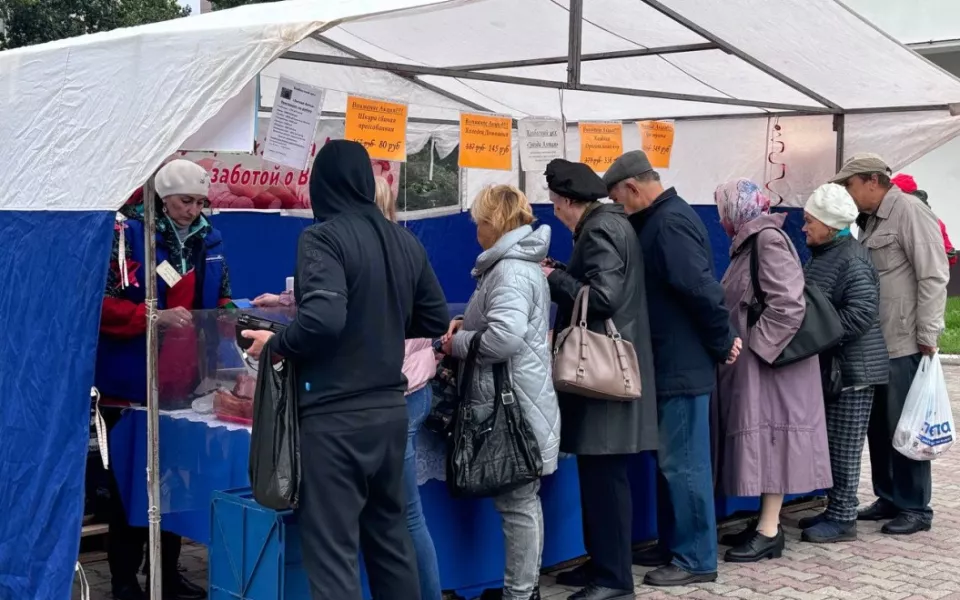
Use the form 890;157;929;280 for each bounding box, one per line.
209;488;372;600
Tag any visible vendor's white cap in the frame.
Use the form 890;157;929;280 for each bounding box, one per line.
805;183;859;230
155;159;210;199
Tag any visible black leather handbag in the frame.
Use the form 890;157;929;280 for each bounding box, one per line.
447;335;543;498
745;230;845;368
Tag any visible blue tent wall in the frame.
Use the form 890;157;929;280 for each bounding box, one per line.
0;211;115;600
0;204;805;600
211;205;807;301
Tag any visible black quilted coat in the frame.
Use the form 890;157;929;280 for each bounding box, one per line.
803;235;889;387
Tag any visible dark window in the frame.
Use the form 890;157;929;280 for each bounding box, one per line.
397;142;460;212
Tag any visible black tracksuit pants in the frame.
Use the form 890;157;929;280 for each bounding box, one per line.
297;406;419;600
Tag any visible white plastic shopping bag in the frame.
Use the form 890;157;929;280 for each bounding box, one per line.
893;354;955;461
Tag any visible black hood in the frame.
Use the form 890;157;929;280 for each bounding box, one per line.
309;140;377;221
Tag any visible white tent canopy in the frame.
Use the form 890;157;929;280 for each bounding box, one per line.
3;0;960;212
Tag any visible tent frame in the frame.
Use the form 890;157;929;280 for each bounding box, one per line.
283;0;959;117
140;3;960;598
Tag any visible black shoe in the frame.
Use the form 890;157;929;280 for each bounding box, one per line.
857;500;898;522
632;545;670;567
881;512;932;535
643;564;718;587
477;587;541;600
801;519;857;543
556;561;593;588
797;511;826;530
112;581;146;600
719;519;757;546
569;584;634;600
724;527;785;563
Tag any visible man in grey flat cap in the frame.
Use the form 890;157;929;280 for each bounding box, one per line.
832;153;949;535
602;150;740;587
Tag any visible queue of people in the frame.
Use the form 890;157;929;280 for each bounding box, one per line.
95;142;950;600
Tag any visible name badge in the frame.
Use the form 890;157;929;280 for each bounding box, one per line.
156;260;182;287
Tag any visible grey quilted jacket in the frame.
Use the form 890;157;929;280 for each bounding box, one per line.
451;224;561;475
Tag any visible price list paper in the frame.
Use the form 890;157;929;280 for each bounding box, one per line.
459;113;513;171
638;120;675;168
344;96;409;162
518;118;564;172
579;122;623;172
262;77;325;170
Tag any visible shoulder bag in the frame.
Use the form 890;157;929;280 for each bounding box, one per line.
447;335;543;498
746;230;844;367
553;286;641;400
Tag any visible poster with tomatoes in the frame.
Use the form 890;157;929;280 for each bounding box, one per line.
175;119;400;211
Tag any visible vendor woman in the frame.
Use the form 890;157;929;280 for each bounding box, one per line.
95;159;230;600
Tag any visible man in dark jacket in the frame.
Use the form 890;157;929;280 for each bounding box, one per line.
243;140;449;600
604;151;740;587
543;159;658;600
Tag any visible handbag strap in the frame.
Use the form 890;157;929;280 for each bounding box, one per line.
492;361;516;406
747;233;767;313
572;285;590;326
572;284;622;338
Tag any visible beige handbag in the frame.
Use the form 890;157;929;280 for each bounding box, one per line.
553;286;642;401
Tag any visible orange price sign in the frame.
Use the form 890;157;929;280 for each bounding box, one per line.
344;96;409;161
638;120;675;168
579;122;623;172
459;113;513;171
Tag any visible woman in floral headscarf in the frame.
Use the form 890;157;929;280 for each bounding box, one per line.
711;179;832;564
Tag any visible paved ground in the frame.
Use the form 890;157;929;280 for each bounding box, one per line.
75;363;960;599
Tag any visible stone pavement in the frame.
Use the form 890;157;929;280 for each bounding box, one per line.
76;363;960;599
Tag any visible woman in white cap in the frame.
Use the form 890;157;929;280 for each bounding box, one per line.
94;159;230;600
799;183;888;544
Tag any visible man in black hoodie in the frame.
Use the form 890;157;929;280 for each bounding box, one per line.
244;140;449;600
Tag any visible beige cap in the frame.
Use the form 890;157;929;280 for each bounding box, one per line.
829;152;891;184
155;159;211;199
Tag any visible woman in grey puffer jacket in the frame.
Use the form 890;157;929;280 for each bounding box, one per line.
800;183;889;544
443;185;560;600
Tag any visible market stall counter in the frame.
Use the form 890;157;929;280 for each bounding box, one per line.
106;305;813;597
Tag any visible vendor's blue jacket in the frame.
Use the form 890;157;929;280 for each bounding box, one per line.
627;187;736;398
96;208;230;404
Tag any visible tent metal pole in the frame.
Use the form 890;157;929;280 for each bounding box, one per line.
280;51;832;113
566;0;583;85
142;178;163;600
313;34;496;113
446;42;717;71
639;0;842;112
834;114;846;172
832;0;960;87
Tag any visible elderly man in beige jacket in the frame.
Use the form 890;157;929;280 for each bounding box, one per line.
832;153;949;535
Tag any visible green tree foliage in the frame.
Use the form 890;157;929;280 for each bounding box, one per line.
0;0;190;50
208;0;278;10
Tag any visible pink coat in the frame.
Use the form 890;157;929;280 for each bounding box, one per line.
403;339;437;395
715;213;832;496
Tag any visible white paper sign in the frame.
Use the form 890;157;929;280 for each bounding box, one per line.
518;118;564;172
262;77;325;170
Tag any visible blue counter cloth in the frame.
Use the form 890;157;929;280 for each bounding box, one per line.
110;411;658;594
110;410;814;596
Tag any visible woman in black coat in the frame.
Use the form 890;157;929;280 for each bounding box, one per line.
800;183;888;544
541;159;657;600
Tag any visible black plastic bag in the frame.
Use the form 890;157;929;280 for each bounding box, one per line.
447;336;542;498
249;344;300;510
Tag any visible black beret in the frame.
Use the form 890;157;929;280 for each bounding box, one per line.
545;159;607;202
